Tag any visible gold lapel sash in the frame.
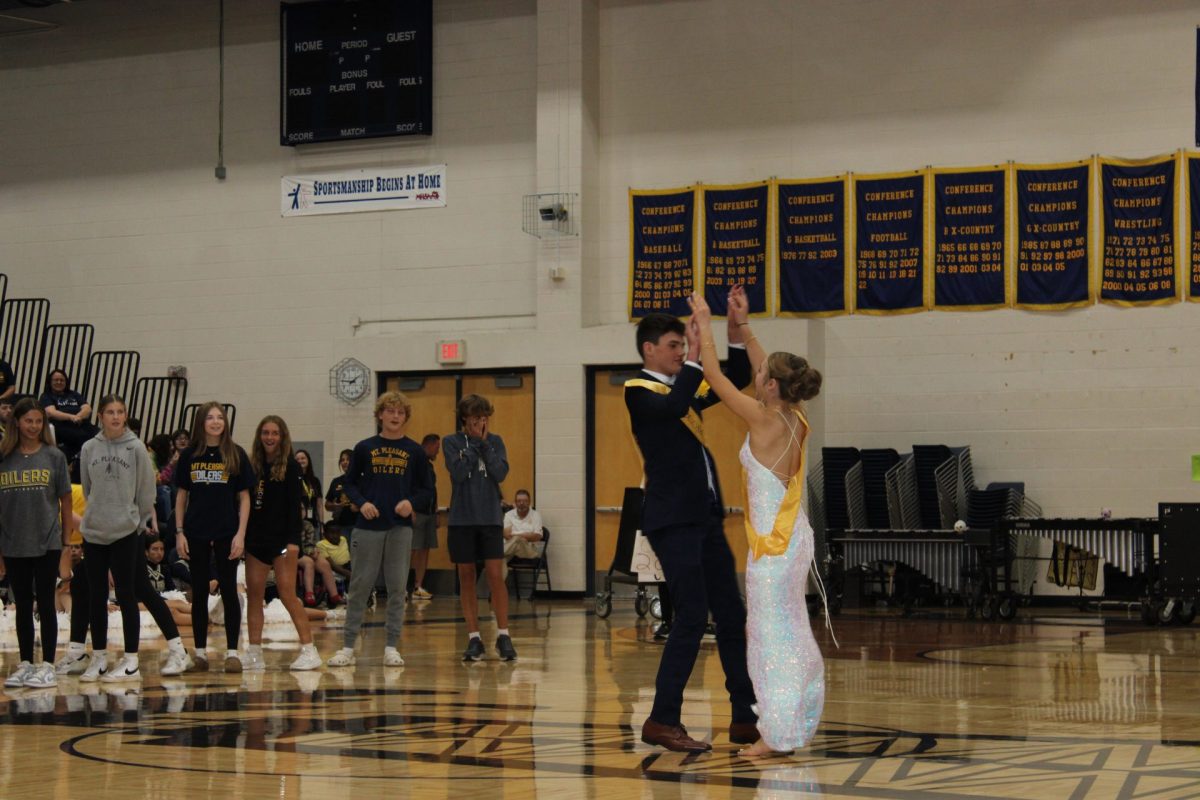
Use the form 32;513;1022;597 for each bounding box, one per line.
623;378;706;444
742;409;808;560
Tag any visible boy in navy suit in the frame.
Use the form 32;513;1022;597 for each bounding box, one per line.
624;286;758;753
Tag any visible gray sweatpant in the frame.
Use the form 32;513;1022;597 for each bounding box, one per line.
344;526;413;649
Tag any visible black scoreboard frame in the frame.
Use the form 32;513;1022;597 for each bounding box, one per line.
280;0;433;147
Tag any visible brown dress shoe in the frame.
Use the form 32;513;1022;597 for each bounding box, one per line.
641;719;712;752
729;721;760;744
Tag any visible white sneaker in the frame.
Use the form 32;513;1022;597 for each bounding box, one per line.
5;661;34;688
100;655;140;683
326;648;356;667
383;647;405;667
413;587;432;599
290;647;322;671
24;663;57;688
160;650;193;677
80;654;108;683
243;648;266;672
55;651;90;676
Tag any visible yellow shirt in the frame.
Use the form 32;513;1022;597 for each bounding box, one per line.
316;537;350;567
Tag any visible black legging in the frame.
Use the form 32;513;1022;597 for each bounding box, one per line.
187;535;240;650
68;545;180;646
84;534;140;652
7;551;60;663
69;565;90;644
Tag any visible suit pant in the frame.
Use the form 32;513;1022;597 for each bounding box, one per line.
646;515;756;727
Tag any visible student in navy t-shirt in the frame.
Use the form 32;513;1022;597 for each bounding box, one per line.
325;391;431;669
174;401;255;673
39;368;99;460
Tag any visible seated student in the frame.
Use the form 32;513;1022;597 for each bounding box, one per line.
146;434;175;533
502;489;544;578
39;369;98;461
0;357;13;402
145;536;175;594
298;521;342;608
316;523;352;583
0;395;13;438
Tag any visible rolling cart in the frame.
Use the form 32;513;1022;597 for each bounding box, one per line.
595;487;664;620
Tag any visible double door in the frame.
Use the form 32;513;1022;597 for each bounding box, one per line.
383;371;534;572
590;368;751;590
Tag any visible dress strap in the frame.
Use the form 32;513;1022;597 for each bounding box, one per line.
765;409;803;479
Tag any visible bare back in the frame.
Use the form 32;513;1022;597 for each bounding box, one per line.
746;405;807;485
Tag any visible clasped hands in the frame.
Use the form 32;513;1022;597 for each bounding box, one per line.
685;284;748;361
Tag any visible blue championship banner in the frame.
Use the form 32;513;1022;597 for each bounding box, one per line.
932;167;1008;310
701;182;769;317
776;177;851;317
1187;155;1200;301
629;188;697;319
1099;154;1180;306
854;171;928;315
1014;160;1094;310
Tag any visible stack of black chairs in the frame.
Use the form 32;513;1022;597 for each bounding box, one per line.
885;454;921;529
965;481;1041;528
821;447;861;530
912;444;952;529
861;449;900;529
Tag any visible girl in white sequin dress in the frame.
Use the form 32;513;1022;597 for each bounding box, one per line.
688;288;828;757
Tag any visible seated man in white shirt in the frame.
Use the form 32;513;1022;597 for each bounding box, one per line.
502;489;543;577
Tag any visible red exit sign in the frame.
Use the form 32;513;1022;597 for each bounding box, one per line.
437;339;466;365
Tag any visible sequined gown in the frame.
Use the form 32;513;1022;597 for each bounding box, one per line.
741;437;825;751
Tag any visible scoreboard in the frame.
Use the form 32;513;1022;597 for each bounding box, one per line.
280;0;432;146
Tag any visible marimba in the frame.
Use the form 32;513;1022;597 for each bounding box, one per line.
830;530;967;594
1001;518;1153;578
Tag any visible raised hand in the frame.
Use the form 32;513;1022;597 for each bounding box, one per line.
685;316;701;361
687;292;712;329
726;284;749;323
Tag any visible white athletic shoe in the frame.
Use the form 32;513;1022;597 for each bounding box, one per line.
242;648;266;672
100;655;140;683
290;647;322;672
80;654;108;683
55;651;90;676
23;663;57;689
382;647;405;667
5;661;34;688
160;650;193;677
326;648;356;667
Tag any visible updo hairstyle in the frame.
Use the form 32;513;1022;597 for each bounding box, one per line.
766;352;822;403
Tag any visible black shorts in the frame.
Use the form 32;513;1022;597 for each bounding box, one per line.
448;525;503;564
245;535;291;566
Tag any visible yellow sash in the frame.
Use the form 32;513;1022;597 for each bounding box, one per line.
623;378;707;444
742;410;808;560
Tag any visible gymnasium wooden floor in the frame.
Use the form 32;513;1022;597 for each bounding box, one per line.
0;597;1197;799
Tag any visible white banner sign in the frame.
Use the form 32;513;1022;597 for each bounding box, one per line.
281;164;446;217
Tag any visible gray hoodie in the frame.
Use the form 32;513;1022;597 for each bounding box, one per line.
80;428;156;545
442;431;509;526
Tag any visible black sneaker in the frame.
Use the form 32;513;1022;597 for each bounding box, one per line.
462;637;485;662
495;634;517;662
653;621;672;641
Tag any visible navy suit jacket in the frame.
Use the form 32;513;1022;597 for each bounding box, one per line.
625;348;751;534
